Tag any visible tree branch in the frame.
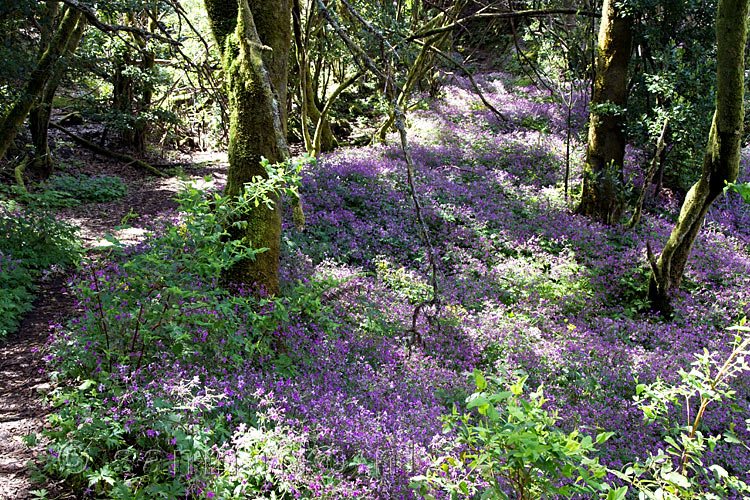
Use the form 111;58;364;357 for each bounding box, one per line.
408;8;600;40
58;0;180;45
419;42;507;122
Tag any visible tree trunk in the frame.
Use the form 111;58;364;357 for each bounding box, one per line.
204;0;291;296
29;14;87;179
0;7;82;164
648;0;748;315
576;0;632;224
111;13;156;153
304;70;336;152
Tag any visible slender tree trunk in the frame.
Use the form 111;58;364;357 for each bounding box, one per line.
292;0;335;153
0;7;82;163
29;15;87;179
648;0;748;314
204;0;291;296
304;72;336;152
576;0;632;224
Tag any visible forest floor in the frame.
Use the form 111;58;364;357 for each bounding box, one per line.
2;72;750;499
0;145;227;500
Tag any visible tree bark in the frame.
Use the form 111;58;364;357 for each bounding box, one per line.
648;0;748;315
29;14;87;179
0;7;82;164
204;0;291;296
576;0;632;224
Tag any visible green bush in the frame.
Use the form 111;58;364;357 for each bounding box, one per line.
0;193;80;271
614;320;750;500
46;174;128;204
412;371;613;500
0;189;80;338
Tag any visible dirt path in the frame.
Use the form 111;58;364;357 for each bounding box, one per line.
0;150;226;500
0;274;74;500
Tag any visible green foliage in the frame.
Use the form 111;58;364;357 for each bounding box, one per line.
374;255;431;304
46;174;128;204
614;320;750;499
626;2;717;192
42;172;352;498
0;251;34;337
0;186;81;338
53;181;276;376
411;371;612;500
0;186;81;270
0;0;43;115
519;115;551;134
724;181;750;204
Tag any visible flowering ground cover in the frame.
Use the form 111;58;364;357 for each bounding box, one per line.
41;73;750;499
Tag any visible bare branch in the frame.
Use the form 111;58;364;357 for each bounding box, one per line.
57;0;180;45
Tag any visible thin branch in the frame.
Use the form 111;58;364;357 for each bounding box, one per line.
313;69;365;154
58;0;180;45
420;43;507;122
339;0;400;59
627;118;670;229
314;0;395;90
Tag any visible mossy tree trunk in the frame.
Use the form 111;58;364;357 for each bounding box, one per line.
648;0;748;315
204;0;291;296
0;7;82;164
29;15;87;179
576;0;632;224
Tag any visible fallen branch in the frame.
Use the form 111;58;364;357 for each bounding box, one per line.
50;122;167;177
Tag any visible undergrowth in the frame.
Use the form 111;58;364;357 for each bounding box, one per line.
0;186;80;338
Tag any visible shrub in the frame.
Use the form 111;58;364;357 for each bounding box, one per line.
0;191;81;271
41;167;328;497
614;319;750;499
411;371;613;500
0;251;34;336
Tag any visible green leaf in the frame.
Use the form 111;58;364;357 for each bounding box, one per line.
459;481;469;495
596;432;614;444
607;486;629;500
474;370;487;391
661;471;690;489
78;379;95;391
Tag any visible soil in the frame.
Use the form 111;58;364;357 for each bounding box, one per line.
0;139;227;500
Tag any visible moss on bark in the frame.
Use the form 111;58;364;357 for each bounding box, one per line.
29;15;87;179
204;0;291;296
576;0;632;224
0;7;82;164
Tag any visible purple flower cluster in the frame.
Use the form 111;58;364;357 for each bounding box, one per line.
47;72;750;498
